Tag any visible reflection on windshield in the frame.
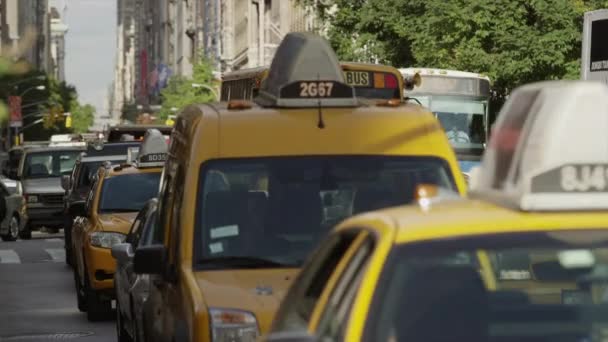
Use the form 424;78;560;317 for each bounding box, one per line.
98;172;161;213
372;230;608;342
195;156;455;269
24;151;81;179
416;95;487;150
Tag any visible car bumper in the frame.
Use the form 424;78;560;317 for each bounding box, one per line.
84;243;116;292
26;206;64;227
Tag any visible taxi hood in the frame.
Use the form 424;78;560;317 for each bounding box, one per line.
97;212;138;234
195;269;298;333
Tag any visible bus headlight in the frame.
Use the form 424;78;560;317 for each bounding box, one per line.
90;232;126;249
210;308;258;342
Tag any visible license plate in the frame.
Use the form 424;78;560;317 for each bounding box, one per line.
344;71;371;87
111;300;117;309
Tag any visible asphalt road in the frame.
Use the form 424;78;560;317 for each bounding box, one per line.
0;231;115;341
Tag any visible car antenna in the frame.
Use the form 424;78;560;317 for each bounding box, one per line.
317;73;325;129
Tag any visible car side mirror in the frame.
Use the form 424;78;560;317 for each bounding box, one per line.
8;168;18;180
264;332;321;342
111;243;134;263
134;245;166;275
61;175;71;191
69;201;86;217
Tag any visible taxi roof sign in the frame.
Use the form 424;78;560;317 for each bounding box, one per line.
470;81;608;211
256;32;357;108
134;129;168;168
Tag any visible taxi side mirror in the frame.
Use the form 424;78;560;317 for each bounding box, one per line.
111;243;134;264
134;244;166;275
264;332;321;342
61;175;71;191
69;201;86;217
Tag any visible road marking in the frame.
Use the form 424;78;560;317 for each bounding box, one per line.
0;250;20;264
44;238;63;243
44;248;65;262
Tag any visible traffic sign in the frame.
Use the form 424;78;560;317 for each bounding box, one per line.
8;96;22;125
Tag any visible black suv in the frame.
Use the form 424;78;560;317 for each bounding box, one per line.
62;142;140;266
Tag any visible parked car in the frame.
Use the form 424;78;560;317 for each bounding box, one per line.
0;179;26;241
112;198;158;342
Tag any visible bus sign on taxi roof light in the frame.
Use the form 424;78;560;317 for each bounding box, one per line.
134;129;168;168
256;32;358;108
470;81;608;211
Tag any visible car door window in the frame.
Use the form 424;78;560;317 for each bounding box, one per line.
271;230;365;333
315;234;375;341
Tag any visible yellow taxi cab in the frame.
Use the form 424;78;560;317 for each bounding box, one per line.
71;129;167;321
131;32;465;342
263;80;608;342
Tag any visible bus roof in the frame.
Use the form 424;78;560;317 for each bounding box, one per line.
221;66;269;82
399;67;490;81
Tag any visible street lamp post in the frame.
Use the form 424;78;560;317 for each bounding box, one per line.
191;83;219;101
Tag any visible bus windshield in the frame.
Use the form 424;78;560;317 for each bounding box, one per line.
404;72;491;172
416;95;488;148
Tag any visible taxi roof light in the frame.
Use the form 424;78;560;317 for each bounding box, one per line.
256;32;358;108
134;129;168;168
470;81;608;211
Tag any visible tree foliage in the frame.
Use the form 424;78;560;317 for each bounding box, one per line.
158;58;218;119
300;0;608;104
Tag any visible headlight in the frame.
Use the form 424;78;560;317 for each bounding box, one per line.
89;232;126;248
26;194;38;203
210;308;259;342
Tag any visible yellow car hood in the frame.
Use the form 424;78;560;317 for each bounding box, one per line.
97;212;138;234
195;268;298;333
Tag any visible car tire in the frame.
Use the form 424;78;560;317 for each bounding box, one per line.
1;215;19;242
18;222;31;240
116;300;133;342
85;279;112;322
73;271;87;312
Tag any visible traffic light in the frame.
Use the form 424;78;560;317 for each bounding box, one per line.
65;113;72;128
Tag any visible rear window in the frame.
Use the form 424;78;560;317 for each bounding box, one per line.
194;156;455;270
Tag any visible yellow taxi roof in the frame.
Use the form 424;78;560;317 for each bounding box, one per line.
104;163;162;177
186;101;461;179
336;198;608;245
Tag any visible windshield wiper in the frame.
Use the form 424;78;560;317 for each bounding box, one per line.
198;256;294;269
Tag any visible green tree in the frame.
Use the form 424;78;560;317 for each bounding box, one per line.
158;58;218;119
301;0;608;107
70;102;95;133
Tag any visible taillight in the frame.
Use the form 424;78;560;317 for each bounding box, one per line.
384;73;398;88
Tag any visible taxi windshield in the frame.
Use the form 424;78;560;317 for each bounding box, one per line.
194;156;455;269
369;230;608;342
98;172;161;213
23;150;81;179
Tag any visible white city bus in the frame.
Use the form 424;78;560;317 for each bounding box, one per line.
399;68;491;176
